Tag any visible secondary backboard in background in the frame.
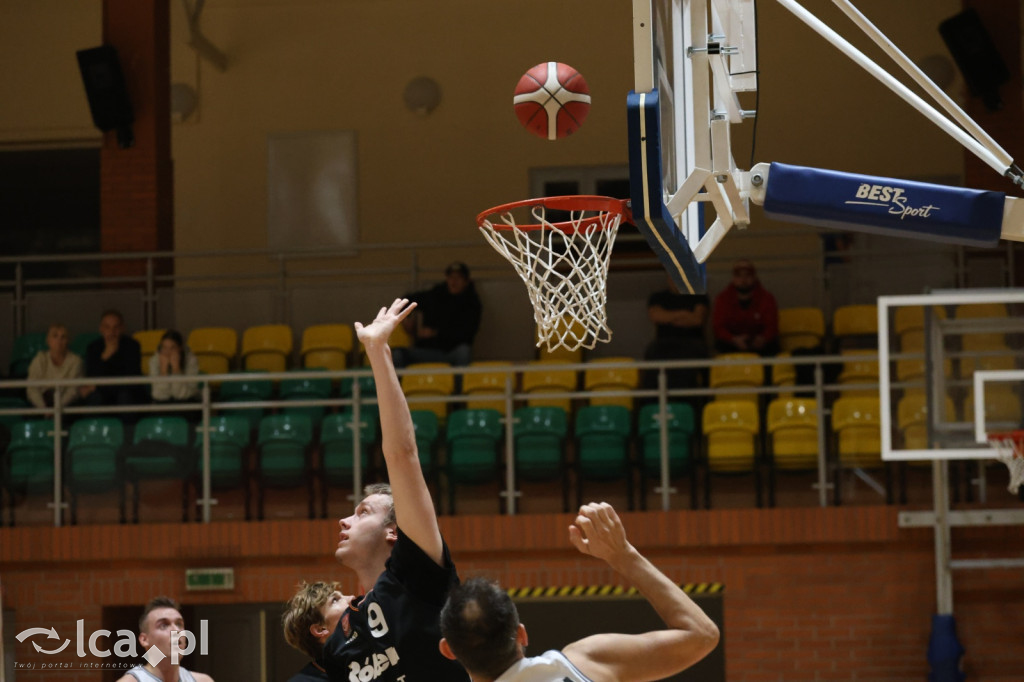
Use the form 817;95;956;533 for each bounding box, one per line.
878;289;1024;462
629;0;757;294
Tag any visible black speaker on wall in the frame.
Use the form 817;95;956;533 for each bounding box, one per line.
76;45;135;148
939;8;1010;112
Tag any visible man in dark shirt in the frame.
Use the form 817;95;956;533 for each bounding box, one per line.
80;309;145;407
283;299;469;682
643;277;711;393
395;262;482;368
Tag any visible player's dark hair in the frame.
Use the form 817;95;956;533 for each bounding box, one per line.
100;309;124;324
139;596;182;632
440;577;521;679
361;483;396;526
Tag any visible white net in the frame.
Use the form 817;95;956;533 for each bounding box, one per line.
989;434;1024;494
479;200;622;352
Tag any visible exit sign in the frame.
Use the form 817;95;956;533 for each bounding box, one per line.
186;568;235;591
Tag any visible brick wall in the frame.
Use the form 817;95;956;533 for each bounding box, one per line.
98;0;173;280
2;507;1021;681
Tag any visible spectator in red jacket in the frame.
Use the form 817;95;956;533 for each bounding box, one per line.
712;259;779;356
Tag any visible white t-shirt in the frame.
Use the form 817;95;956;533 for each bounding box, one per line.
495;650;594;682
126;664;198;681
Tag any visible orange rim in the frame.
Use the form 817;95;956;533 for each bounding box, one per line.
477;195;631;233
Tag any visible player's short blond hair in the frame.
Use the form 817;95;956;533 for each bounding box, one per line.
282;581;341;659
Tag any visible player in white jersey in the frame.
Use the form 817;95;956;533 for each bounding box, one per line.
439;502;719;682
118;597;214;682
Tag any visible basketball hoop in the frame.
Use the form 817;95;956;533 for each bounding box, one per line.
987;430;1024;494
477;196;630;352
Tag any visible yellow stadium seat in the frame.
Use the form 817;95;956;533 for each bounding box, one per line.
461;361;515;414
187;327;238;375
778;307;825;352
893;306;948;336
898;392;956;453
963;386;1022;427
955;303;1009;352
301;324;353;371
837;349;878;397
583;357;639;409
709;352;764;403
896;357;953;383
770;352;794;391
832;396;882;469
833;304;878;339
767;398;819;471
133;329;166;374
958;353;1016;378
242;324;294;372
702;400;759;473
401;362;455;423
521;360;578;411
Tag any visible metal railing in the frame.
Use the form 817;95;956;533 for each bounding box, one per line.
0;351;953;526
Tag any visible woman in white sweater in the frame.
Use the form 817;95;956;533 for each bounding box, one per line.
148;330;200;402
27;324;83;408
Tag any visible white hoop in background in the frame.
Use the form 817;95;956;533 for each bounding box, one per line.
988;432;1024;494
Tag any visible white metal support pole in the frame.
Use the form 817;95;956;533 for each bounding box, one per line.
351;379;362;501
814;363;829;507
52;396;64;527
504;373;517;516
774;0;1010;177
200;382;212;523
831;0;1013;169
934;458;954;615
658;369;672;511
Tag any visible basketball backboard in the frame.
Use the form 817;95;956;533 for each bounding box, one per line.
878;290;1024;462
629;0;757;294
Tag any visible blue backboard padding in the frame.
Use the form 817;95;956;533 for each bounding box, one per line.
627;90;707;294
763;162;1004;247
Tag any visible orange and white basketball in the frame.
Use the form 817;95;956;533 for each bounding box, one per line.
513;62;591;140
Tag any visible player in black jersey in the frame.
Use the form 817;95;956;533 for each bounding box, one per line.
284;299;469;682
439;502;720;682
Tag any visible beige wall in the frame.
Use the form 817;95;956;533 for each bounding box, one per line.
0;0;973;311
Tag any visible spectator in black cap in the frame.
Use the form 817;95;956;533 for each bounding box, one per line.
395;262;482;368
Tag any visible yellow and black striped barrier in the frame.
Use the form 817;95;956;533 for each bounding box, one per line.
507;583;723;599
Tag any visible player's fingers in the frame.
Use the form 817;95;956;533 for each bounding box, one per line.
394;299;417;321
574;511;595;539
568;524;589;554
354;322;364;332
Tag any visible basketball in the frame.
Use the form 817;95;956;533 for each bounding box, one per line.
513;62;591;140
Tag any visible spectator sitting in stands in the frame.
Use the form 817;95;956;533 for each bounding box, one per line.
26;323;83;409
80;309;146;409
149;330;200;403
643;276;710;395
712;259;779;357
395;261;482;368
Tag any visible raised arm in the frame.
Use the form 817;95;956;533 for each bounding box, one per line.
561;503;720;682
355;298;444;565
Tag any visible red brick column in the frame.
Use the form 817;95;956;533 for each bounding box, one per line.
99;0;173;279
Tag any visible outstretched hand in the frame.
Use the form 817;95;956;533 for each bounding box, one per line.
568;502;633;566
355;298;417;350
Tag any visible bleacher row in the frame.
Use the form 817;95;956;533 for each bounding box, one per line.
1;302;1021;525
